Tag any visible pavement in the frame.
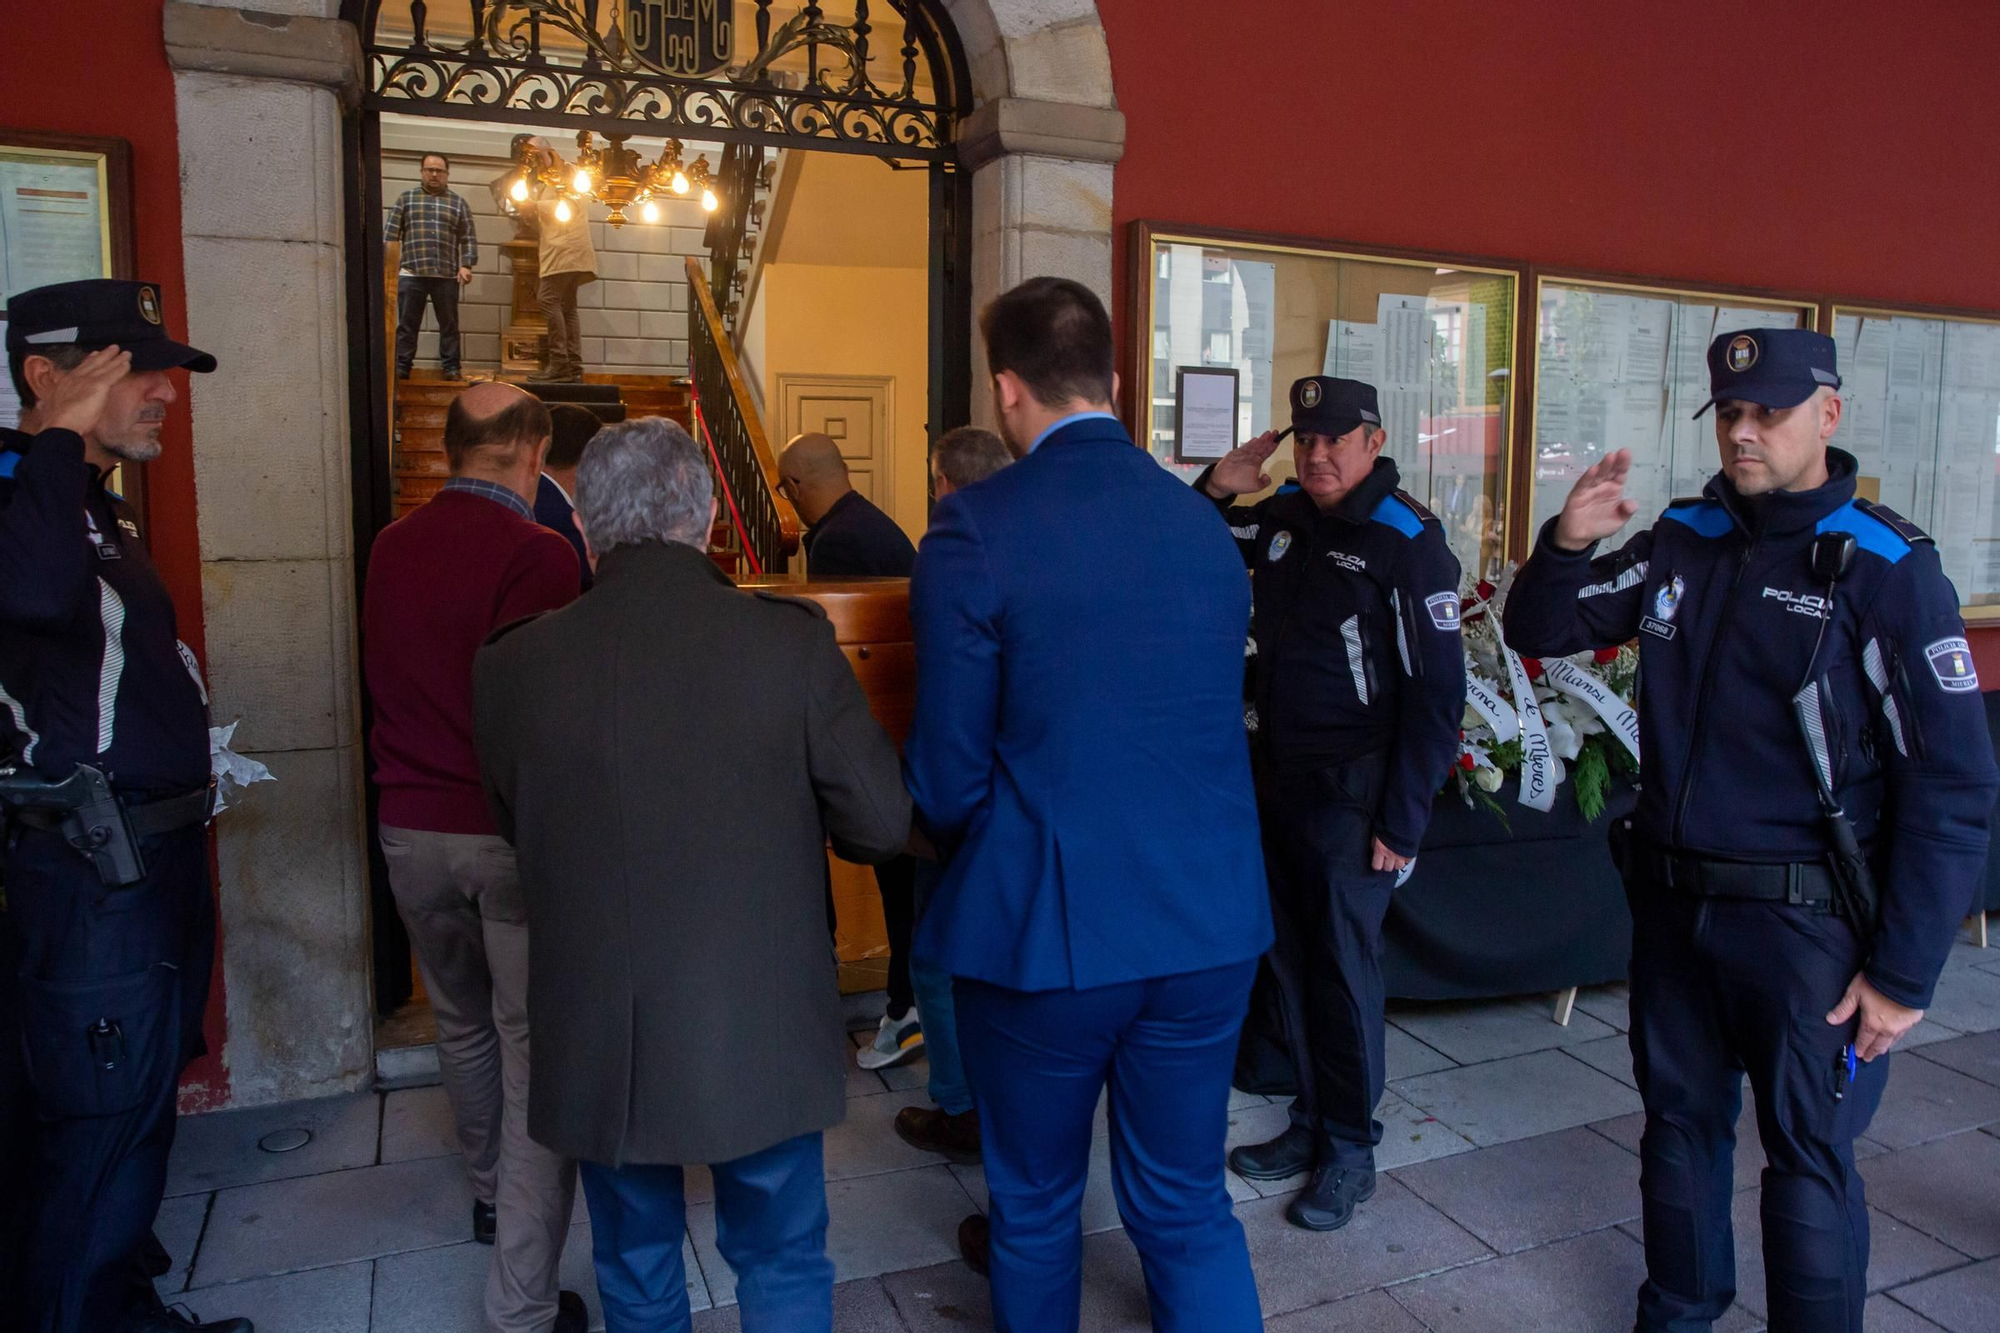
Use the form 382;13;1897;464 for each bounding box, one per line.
150;935;2000;1331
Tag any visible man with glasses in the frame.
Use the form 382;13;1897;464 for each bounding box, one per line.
386;151;477;381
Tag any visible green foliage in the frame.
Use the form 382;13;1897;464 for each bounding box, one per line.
1573;740;1612;822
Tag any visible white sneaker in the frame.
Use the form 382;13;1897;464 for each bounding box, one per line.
857;1008;924;1071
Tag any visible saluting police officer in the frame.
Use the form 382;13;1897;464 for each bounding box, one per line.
1505;328;1998;1332
1199;378;1467;1231
1;282;252;1332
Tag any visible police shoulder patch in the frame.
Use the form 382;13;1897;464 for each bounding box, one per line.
1424;591;1462;631
1924;636;1979;692
754;590;829;619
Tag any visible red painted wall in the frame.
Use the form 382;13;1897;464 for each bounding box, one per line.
1;0;227;1106
1099;0;2000;670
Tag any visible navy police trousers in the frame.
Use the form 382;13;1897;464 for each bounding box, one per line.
1625;873;1888;1333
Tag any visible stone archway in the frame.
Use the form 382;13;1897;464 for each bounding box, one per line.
161;0;1121;1106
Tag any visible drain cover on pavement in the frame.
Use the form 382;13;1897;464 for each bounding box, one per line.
257;1127;313;1154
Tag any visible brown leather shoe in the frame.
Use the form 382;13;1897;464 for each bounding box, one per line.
894;1105;982;1164
957;1213;990;1277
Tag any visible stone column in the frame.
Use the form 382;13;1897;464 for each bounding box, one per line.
957;99;1126;431
165;1;372;1105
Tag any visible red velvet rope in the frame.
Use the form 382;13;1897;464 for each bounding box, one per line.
687;390;766;578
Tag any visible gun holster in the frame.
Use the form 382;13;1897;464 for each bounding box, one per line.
0;764;149;887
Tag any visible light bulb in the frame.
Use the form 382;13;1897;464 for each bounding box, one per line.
701;187;718;212
508;176;529;202
554;199;573;223
670;171;689;195
641;200;661;224
571;167;592;193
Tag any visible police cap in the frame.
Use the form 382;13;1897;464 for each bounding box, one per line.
1692;327;1837;419
5;279;217;375
1290;376;1380;438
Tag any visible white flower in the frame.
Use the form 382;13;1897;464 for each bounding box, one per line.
1473;765;1504;792
1546;716;1582;760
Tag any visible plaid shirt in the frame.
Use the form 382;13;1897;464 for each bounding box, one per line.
441;475;534;521
385;187;477;278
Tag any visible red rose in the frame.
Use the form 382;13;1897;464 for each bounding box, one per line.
1594;647;1621;665
1458;752;1475;772
1476;580;1496;601
1522;657;1543;680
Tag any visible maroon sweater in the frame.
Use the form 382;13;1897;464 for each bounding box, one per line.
364;488;581;834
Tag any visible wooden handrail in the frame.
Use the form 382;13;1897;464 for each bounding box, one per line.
685;256;801;567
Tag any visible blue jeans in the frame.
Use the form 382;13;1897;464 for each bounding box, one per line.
955;960;1263;1333
909;863;971;1115
578;1132;833;1333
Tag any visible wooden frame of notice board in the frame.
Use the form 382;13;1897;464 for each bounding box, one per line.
1822;299;2000;621
0;126;141;520
1516;268;1820;560
1126;221;1527;579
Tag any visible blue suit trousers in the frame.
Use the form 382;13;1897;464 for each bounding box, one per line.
954;961;1263;1333
578;1132;833;1333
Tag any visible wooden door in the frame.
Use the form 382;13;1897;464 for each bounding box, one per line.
777;373;895;514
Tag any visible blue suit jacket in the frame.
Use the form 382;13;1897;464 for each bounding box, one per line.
904;415;1273;992
535;473;592;592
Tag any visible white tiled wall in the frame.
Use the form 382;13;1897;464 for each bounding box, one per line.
382;126;714;377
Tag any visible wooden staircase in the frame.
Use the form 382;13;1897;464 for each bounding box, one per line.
389;372;752;575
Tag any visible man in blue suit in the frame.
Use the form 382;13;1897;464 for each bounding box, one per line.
904;277;1272;1332
535;403;599;592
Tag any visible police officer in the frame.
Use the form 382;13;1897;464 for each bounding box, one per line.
1505;328;1998;1332
1;281;251;1332
1200;377;1467;1231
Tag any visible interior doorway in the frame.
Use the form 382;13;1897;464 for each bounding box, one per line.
343;1;971;1050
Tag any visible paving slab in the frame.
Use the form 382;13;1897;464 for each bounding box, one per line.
1866;1054;2000;1148
166;1092;380;1197
1385;1226;1647;1333
1921;967;2000;1035
877;1056;930;1094
193;1153;475;1286
1393;1048;1642;1147
1373;1089;1478;1171
1912;1029;2000;1089
691;1276;911;1332
1383;996;1618;1066
1392;1126;1640;1254
1862;1293;1950;1330
1861;1131;2000;1260
1571;982;1632;1032
153;1191;209;1297
1566;1034;1638;1089
1935;937;1996;972
1383;1023;1457;1081
179;1260;371;1333
883;1230;1163;1332
1720;1189;1968;1319
1265;1288;1429;1331
1236;1177;1492;1317
1883;1257;2000;1332
823;1088;946;1182
379;1085;461;1166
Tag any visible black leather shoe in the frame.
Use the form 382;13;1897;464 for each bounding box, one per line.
895;1105;982;1164
957;1213;990;1276
552;1290;587;1333
473;1199;497;1245
126;1305;253;1332
1227;1123;1316;1181
1285;1165;1376;1231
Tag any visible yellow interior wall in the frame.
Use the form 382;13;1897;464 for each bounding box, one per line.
758;261;932;544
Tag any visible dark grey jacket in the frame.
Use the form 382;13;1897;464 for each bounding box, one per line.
473;541;910;1165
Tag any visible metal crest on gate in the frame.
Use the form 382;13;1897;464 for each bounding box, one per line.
627;0;734;77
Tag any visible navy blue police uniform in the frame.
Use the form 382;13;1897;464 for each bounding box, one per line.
0;281;243;1333
1505;328;1997;1332
1201;378;1467;1228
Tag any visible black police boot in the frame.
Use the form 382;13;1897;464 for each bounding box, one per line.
957;1213;990;1276
125;1305;254;1332
553;1290;587;1333
1285;1164;1376;1232
1227;1123;1316;1181
473;1199;497;1245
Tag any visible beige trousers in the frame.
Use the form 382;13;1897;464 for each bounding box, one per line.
381;825;577;1333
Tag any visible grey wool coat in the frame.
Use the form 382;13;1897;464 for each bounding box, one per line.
472;540;911;1166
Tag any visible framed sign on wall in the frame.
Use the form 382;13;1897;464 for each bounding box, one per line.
0;126;138;509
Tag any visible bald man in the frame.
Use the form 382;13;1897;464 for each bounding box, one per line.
363;380;587;1333
778;432;918;579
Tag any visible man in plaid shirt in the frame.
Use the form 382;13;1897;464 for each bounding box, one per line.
387;152;478;380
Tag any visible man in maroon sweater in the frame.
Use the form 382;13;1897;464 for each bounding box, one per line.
362;381;585;1333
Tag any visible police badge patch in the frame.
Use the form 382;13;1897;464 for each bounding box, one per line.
1654;574;1685;623
1425;591;1461;631
1267;530;1293;562
1925;636;1980;692
1300;380;1322;409
138;285;163;325
1726;334;1758;372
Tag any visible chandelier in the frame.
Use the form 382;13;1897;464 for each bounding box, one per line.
508;130;718;229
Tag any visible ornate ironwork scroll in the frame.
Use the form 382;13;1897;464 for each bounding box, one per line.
361;0;967;162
